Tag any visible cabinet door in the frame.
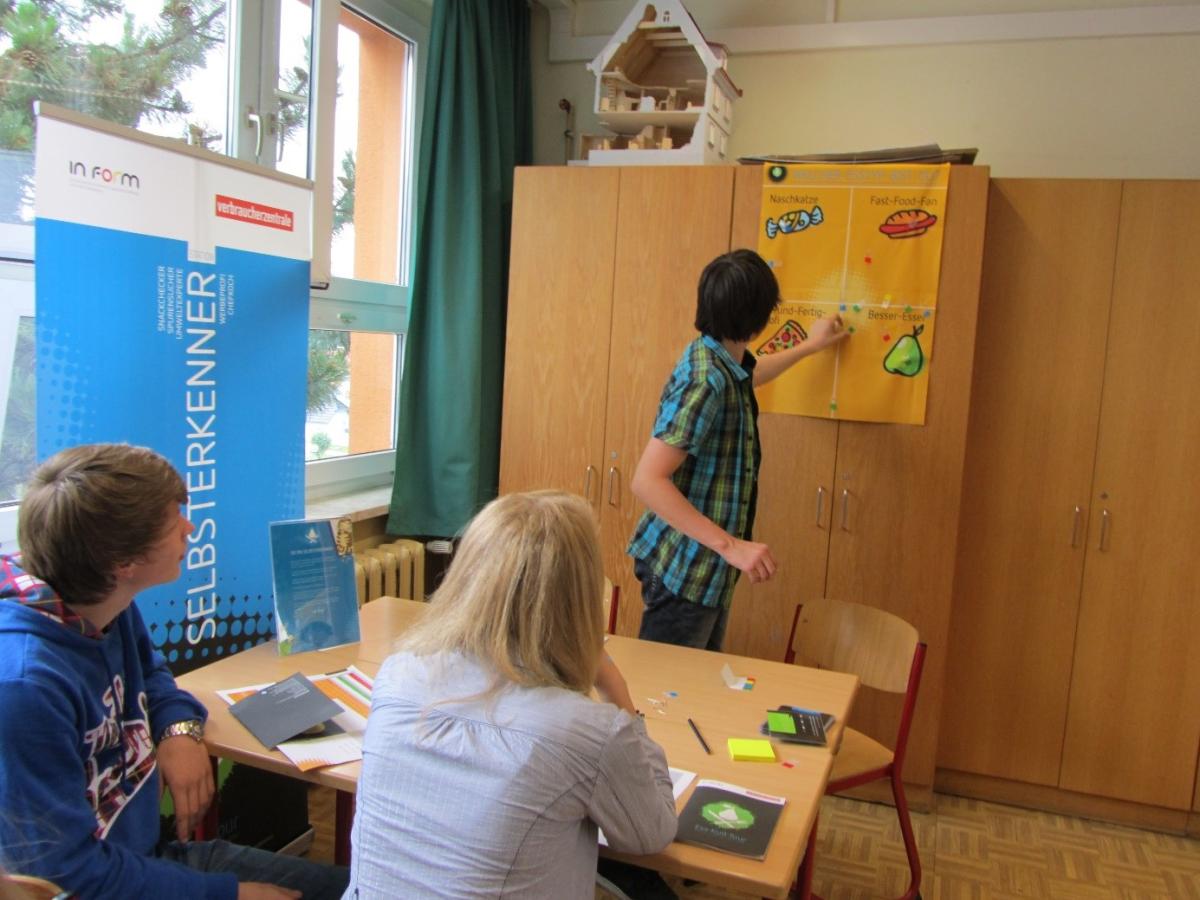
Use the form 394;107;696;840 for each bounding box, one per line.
938;180;1119;785
723;164;838;662
1060;181;1200;808
599;166;736;636
824;166;989;787
498;167;620;509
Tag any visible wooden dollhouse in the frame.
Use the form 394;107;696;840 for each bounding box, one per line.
583;0;741;165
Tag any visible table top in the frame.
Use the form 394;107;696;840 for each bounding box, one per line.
177;597;859;898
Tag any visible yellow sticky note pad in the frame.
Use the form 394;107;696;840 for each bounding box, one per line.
728;738;777;762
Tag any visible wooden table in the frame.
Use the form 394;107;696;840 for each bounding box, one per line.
177;597;859;899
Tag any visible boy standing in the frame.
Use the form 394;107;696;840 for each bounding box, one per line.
627;249;846;650
0;443;347;899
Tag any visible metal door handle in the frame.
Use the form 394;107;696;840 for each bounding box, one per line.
815;487;826;527
1098;508;1110;552
840;489;850;531
584;465;596;504
1070;506;1082;548
607;466;620;507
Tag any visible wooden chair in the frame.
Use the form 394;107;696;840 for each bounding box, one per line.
601;577;620;635
4;874;70;900
786;598;927;900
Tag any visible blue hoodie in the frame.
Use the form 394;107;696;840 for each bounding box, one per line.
0;555;237;899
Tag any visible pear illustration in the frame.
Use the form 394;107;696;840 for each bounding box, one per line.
883;324;925;377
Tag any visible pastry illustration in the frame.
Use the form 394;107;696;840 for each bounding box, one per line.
878;208;937;239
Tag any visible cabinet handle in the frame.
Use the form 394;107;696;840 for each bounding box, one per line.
1070;506;1082;548
583;465;596;504
815;487;826;528
840;489;850;531
1098;508;1110;552
607;466;620;507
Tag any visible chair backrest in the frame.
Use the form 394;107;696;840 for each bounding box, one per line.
601;576;619;635
788;597;920;694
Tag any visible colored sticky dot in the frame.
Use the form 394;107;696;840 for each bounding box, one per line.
666;691;679;698
883;293;893;303
848;325;856;334
852;304;861;313
781;761;795;769
905;305;913;313
883;333;892;341
829;401;838;411
839;303;847;312
864;256;872;264
924;310;932;318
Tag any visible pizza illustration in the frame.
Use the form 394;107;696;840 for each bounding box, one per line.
756;319;808;356
879;208;937;239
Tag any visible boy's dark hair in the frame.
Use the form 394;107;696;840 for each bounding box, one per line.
18;444;187;605
694;249;780;343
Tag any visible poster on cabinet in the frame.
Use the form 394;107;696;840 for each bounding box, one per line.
754;163;949;425
34;105;312;674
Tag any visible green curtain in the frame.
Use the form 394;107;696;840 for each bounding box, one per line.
387;0;532;537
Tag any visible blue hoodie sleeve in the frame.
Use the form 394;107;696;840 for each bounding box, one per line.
0;675;237;900
127;603;210;736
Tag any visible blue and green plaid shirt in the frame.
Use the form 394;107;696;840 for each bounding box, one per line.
627;335;761;609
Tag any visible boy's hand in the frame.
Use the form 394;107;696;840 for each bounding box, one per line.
721;538;777;584
157;734;215;840
238;884;302;900
808;314;848;350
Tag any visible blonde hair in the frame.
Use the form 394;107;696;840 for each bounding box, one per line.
399;491;605;695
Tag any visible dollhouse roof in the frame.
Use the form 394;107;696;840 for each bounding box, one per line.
587;0;741;100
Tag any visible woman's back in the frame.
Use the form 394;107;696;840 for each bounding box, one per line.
345;651;676;899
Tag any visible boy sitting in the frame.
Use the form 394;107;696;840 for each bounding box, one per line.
0;443;347;899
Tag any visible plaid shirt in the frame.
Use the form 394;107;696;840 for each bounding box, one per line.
627;335;761;608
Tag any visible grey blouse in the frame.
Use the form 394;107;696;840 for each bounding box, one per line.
344;651;678;899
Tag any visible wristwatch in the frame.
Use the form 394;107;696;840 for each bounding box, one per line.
157;719;205;745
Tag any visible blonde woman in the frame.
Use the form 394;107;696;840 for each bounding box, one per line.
344;492;677;899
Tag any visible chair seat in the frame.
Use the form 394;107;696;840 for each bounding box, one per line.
830;726;894;786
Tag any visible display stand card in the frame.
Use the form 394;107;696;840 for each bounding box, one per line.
268;517;360;654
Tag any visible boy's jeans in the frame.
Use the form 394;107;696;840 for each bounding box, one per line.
159;839;349;900
633;560;729;652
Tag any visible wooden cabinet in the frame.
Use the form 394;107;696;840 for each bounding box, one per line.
720;166;991;790
940;180;1200;813
500;165;737;636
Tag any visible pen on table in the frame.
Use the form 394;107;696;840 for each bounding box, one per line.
687;718;712;755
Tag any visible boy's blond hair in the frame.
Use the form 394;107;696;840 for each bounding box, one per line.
399;490;605;694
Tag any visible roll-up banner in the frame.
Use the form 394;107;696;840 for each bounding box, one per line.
34;105;312;675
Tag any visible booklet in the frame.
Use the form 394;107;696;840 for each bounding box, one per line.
227;672;345;749
220;666;375;770
675;779;786;859
268;516;361;654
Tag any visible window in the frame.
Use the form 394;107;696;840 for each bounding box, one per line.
0;0;425;543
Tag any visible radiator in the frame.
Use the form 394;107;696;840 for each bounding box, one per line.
353;539;425;605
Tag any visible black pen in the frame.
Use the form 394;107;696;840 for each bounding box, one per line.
687;718;711;755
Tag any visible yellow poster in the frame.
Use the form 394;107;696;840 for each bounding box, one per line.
753;163;950;425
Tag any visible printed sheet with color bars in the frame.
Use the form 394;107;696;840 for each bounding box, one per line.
218;666;373;771
754;163;950;425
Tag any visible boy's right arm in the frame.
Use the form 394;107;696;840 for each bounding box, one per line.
630;437;777;584
0;679;238;900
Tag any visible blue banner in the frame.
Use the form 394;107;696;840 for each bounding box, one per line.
35;112;312;673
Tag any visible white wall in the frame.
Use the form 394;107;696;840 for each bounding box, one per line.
531;5;1200;178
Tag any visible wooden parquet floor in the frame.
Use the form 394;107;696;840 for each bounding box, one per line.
306;787;1200;899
